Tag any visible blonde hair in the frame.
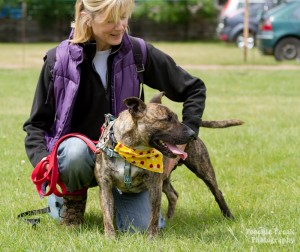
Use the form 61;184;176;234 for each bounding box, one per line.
70;0;135;44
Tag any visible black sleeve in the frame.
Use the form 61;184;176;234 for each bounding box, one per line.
143;43;206;136
23;51;56;167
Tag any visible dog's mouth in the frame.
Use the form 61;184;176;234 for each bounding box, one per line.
154;140;187;160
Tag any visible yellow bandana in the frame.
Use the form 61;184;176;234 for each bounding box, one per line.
114;142;164;173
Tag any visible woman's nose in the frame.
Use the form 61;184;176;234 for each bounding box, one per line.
114;20;126;30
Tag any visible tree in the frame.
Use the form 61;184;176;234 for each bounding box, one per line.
0;0;74;28
0;0;20;8
133;0;217;40
25;0;74;29
133;0;217;24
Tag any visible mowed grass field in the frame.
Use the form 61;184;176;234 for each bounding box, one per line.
0;42;299;251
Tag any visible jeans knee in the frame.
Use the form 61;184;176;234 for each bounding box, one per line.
57;137;96;192
113;188;166;232
58;137;94;167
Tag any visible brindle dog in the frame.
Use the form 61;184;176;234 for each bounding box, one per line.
94;92;243;239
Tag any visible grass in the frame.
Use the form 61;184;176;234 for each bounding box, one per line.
1;41;299;69
0;42;299;251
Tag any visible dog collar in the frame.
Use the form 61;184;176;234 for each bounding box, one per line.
114;142;164;173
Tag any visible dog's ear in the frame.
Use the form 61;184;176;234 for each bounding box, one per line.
124;97;147;119
149;92;165;104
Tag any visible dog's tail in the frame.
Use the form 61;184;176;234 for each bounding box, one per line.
200;119;244;128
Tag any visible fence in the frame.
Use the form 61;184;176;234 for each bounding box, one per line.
0;1;220;42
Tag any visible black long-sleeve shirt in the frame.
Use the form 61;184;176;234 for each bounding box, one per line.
23;41;206;167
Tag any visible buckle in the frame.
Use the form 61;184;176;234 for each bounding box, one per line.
105;148;115;158
136;64;145;73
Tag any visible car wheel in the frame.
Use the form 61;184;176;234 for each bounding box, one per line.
274;38;300;61
235;31;255;49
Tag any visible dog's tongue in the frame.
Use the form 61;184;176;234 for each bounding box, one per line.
165;143;188;160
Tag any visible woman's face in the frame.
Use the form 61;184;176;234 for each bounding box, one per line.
91;13;129;51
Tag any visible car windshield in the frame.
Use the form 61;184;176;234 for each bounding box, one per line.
262;1;288;18
292;5;300;19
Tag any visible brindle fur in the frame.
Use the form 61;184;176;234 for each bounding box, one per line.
94;92;243;239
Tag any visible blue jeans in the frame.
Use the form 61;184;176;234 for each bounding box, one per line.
48;137;165;231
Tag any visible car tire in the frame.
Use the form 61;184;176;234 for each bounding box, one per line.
274;37;300;61
235;31;255;49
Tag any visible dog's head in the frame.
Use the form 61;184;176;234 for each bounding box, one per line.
116;92;195;159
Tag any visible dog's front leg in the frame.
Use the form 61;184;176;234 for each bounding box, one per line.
95;154;115;238
147;176;163;239
99;184;115;238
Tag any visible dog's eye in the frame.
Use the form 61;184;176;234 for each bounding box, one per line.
166;115;173;122
159;115;173;123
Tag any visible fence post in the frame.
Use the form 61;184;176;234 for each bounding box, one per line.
243;0;249;62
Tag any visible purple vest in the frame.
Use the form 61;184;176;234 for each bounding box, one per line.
45;33;146;151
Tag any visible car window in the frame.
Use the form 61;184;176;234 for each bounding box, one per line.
263;2;288;18
281;4;300;20
276;4;294;20
237;2;244;8
238;2;263;9
249;4;264;18
292;6;300;20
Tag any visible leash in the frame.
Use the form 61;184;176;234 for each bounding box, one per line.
19;133;99;226
17;207;50;227
31;133;99;197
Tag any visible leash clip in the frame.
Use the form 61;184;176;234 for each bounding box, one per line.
124;175;132;188
105;148;116;158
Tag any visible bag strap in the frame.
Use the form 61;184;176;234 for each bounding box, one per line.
129;36;147;101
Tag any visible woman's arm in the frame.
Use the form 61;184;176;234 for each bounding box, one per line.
144;43;206;136
23;56;56;167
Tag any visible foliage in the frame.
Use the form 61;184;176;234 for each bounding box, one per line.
26;0;74;29
0;0;20;8
0;0;17;8
134;0;217;23
0;0;74;29
0;0;23;20
0;0;218;29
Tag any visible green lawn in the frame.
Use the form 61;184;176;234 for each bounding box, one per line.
1;41;299;69
0;42;299;251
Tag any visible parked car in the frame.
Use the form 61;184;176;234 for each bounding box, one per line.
217;0;282;48
256;1;300;61
219;0;271;20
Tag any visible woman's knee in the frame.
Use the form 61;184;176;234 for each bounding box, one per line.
57;137;96;192
113;189;165;232
58;137;92;164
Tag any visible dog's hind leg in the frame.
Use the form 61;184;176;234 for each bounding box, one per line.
163;177;179;219
182;139;234;220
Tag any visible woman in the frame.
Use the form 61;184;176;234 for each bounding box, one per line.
23;0;206;231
